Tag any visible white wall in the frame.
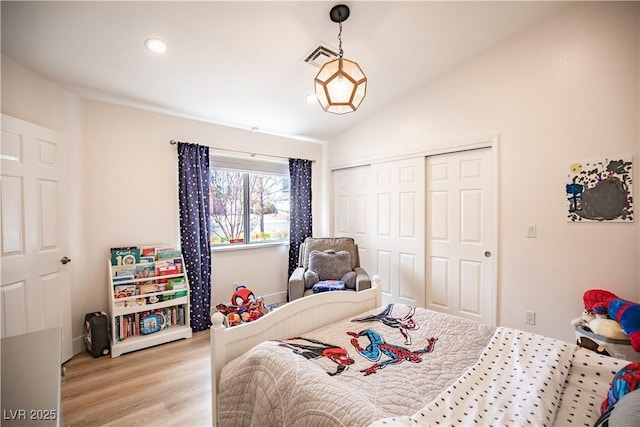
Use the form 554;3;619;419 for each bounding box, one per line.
328;2;640;343
81;100;323;324
3;1;638;352
1;56;324;352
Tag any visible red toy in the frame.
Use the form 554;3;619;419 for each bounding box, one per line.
583;289;618;312
583;289;640;352
231;285;255;307
216;285;269;326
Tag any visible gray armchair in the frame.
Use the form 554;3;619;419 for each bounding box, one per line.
288;237;371;301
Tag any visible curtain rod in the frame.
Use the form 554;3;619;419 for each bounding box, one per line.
169;140;315;163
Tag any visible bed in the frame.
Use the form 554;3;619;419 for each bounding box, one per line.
210;277;633;426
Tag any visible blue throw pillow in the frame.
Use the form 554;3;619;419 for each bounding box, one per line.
312;280;346;293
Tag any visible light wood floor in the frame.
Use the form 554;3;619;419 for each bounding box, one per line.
61;330;212;427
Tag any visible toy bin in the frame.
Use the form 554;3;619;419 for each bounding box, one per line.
574;325;639;361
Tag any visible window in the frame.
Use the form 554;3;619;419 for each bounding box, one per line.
209;155;289;246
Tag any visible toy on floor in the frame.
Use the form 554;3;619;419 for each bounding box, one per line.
231;284;255;306
215;284;270;327
581;289;640;352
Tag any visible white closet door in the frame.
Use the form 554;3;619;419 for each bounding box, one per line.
371;158;425;307
332;165;372;271
426;148;495;324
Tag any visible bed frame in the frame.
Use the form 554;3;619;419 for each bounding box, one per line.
210;275;382;425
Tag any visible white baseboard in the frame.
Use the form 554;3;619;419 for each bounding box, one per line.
71;335;85;356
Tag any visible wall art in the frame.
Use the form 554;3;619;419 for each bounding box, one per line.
566;157;633;222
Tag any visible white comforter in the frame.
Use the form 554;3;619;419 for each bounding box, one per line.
218;305;495;426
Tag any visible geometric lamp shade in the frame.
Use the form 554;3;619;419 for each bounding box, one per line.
314;57;367;114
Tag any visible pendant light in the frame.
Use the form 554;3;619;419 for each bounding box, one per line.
314;4;367;114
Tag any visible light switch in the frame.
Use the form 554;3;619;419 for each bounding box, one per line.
526;224;537;238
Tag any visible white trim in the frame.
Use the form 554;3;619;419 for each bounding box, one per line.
490;135;500;326
210;152;289;174
211;241;288;253
329;135;497;171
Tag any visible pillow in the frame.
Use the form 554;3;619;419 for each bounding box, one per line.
308;250;352;281
600;361;640;414
312;280;346;293
302;238;358;270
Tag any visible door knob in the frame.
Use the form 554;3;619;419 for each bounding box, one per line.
60;256;71;265
484;251;492;258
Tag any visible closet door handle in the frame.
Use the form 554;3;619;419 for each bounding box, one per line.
484;251;492;258
60;256;71;265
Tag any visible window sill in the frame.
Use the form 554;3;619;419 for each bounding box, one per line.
211;241;289;253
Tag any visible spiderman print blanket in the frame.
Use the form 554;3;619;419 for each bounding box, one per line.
218;304;495;427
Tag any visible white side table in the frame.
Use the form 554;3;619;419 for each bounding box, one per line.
1;328;61;426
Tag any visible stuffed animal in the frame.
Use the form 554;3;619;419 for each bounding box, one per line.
231;284;255;307
571;309;596;327
584;289;619;313
589;318;629;341
304;249;356;289
227;312;241;326
571;310;628;341
583;289;640;352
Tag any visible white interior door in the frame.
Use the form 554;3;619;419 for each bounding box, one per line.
332;165;372;271
426;148;495;324
372;158;425;307
1;114;73;362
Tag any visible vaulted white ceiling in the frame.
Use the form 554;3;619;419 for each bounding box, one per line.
1;1;564;143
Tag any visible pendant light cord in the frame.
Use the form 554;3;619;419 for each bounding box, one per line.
337;14;344;58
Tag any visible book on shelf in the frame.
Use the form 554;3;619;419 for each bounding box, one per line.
111;247;140;266
157;250;182;260
174;257;183;272
154;246;176;258
113;275;134;283
124;298;147;308
135;263;155;279
112;264;138;277
134;312;140;335
167;277;186;290
157;265;180;284
115;268;137;277
118;316;124;341
178;306;185;325
140;256;155;264
114;285;136;298
154;259;175;269
140;246;159;257
138;283;157;295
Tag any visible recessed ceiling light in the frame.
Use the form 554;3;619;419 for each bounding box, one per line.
145;38;167;53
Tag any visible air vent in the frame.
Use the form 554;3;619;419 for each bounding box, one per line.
304;42;339;68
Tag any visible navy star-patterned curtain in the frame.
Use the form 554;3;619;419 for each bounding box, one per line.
177;142;212;331
288;158;313;285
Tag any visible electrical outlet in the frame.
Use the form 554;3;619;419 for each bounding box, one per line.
526;224;537;238
525;311;536;325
